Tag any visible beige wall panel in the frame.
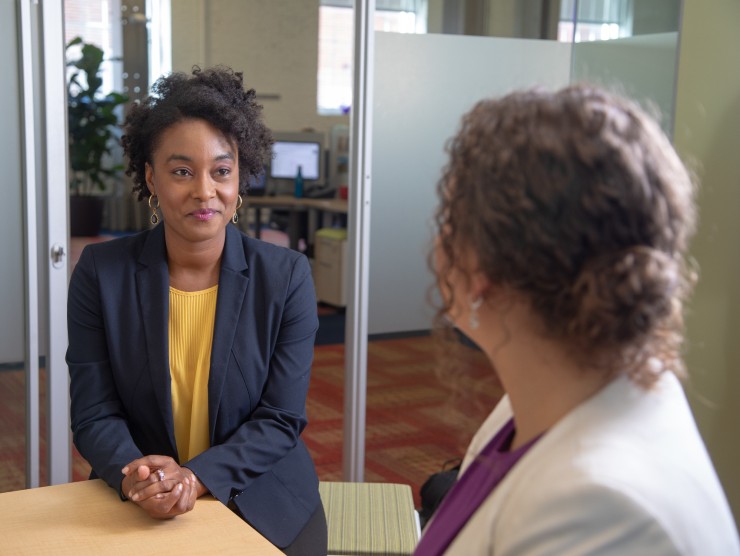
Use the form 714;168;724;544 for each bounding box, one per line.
172;0;347;138
675;0;740;527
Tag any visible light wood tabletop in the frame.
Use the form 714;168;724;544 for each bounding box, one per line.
0;479;282;555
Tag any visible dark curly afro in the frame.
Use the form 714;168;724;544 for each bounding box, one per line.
122;66;273;200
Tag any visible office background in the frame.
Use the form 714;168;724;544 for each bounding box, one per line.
2;0;739;528
169;0;740;522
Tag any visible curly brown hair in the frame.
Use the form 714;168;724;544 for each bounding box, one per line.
122;66;272;200
434;85;697;387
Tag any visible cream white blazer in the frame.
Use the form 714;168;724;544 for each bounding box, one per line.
443;372;739;555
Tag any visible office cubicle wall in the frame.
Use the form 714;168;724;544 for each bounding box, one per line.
369;32;571;335
368;26;683;336
673;1;740;523
572;32;680;136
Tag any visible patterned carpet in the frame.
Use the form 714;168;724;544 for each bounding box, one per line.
307;336;503;506
0;367;92;489
0;333;502;509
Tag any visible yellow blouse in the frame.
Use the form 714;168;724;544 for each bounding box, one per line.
168;285;218;462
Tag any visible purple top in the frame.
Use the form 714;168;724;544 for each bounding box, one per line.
414;418;540;555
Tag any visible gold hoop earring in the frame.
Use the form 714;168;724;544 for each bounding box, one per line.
148;194;160;225
232;195;243;224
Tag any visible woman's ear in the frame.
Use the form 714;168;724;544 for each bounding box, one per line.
464;251;491;300
470;270;491;302
144;163;155;195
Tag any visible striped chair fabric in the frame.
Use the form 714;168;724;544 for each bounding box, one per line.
319;481;419;556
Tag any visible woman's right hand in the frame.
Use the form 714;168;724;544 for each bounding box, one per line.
121;455;199;519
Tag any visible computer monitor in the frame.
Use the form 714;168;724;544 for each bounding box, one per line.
268;131;325;194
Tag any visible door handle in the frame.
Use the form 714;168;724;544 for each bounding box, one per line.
50;243;66;268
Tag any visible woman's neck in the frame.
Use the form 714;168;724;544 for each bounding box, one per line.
478;303;614;450
164;227;225;292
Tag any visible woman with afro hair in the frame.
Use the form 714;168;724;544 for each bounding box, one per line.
67;66;326;554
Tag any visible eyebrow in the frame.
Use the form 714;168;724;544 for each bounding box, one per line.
165;152;235;163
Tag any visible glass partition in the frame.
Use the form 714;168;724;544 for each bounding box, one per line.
365;0;684;490
365;26;572;490
137;0;684;489
1;0;70;492
0;0;29;493
370;32;571;335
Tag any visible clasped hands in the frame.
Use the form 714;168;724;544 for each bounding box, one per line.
121;455;207;519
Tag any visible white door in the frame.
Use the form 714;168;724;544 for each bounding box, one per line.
0;0;71;491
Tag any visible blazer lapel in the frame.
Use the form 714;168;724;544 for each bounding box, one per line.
135;224;177;455
208;225;250;441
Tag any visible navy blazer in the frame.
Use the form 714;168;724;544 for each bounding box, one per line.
67;223;321;548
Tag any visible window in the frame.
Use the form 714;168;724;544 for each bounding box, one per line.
318;0;426;115
64;0;121;94
558;0;633;43
64;0;171;97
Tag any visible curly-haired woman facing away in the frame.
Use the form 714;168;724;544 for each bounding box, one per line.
416;85;739;555
67;67;326;555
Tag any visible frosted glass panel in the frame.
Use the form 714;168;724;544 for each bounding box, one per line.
0;0;27;493
0;0;26;364
570;0;682;134
571;33;680;133
370;32;571;334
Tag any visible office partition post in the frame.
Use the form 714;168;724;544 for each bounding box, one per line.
19;0;40;489
42;0;71;485
343;0;375;483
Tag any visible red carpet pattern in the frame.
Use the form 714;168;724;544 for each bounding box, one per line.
306;336;503;506
0;369;91;490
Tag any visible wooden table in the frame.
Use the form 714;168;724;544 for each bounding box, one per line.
245;195;348;252
0;479;281;555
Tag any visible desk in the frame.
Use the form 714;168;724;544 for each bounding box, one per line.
245;195;348;252
0;480;281;555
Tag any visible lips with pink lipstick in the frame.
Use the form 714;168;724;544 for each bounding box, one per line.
190;208;218;221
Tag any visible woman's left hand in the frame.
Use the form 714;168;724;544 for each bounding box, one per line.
121;455;205;519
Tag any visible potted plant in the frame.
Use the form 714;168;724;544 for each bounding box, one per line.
66;37;128;236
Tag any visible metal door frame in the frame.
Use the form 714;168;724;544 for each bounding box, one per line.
18;0;70;488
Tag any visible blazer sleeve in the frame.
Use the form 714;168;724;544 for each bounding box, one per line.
184;254;318;504
494;479;682;556
67;246;143;492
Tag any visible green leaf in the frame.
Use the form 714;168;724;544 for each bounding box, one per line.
66;36;128;195
66;36;83;49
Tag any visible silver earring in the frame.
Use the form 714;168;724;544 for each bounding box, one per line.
469;296;483;330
